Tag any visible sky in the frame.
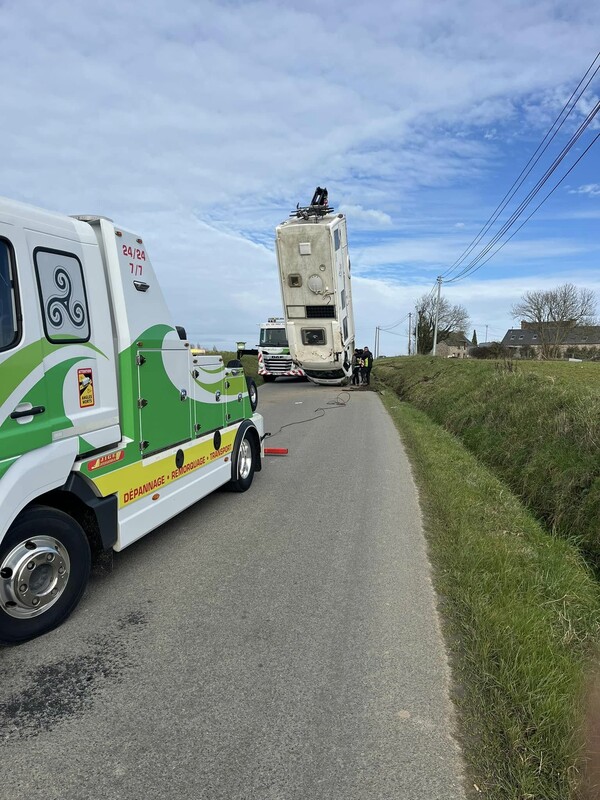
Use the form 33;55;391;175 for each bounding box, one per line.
0;0;599;354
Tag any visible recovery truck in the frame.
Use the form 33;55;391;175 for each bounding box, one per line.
0;196;263;644
237;318;305;382
275;187;356;385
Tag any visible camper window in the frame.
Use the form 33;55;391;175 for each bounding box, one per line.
301;328;326;346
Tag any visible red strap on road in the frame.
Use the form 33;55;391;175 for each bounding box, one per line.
264;447;289;456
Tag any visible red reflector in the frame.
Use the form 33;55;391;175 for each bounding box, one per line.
264;447;288;455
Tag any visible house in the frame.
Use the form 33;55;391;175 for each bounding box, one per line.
433;332;472;358
501;322;600;357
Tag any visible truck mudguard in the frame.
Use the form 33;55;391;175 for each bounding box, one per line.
60;473;118;550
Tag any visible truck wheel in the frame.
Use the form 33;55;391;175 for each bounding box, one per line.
229;432;257;493
0;506;91;645
262;375;275;383
246;377;258;411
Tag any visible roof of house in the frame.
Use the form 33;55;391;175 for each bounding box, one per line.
439;332;472;347
501;325;600;347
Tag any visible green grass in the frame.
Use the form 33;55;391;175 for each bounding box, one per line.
218;351;263;385
380;391;600;799
514;360;600;391
375;358;600;564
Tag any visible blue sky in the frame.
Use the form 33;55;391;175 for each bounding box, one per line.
1;0;598;353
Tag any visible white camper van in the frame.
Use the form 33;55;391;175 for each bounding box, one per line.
275;188;355;385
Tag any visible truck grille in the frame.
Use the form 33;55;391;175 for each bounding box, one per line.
263;356;294;373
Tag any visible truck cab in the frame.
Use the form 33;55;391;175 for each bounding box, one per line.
257;317;305;381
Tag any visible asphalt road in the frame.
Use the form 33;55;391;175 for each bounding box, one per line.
1;380;465;800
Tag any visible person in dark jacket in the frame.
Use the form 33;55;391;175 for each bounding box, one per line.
361;347;373;385
351;348;362;386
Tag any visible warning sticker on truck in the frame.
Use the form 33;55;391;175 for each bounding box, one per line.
87;450;125;472
78;368;95;408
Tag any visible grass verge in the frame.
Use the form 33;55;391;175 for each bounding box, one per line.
379;390;600;799
375;358;600;564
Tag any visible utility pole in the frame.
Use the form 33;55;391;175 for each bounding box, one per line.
374;326;379;358
485;324;489;344
415;312;419;355
432;276;442;356
408;312;412;355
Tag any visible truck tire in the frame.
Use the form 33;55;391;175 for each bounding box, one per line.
262;374;275;383
246;377;258;411
229;430;257;493
0;506;91;645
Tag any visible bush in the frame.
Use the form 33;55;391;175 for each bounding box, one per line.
470;342;511;359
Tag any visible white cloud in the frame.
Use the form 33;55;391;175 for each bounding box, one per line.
568;184;600;196
338;204;392;228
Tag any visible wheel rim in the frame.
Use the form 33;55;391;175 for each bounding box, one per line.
250;387;257;406
0;536;70;619
238;438;253;480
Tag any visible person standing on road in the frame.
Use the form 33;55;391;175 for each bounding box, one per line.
361;346;373;385
351;348;362;386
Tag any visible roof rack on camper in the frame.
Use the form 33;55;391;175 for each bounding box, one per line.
291;186;334;220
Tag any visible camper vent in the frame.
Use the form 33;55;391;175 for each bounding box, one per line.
306;306;336;319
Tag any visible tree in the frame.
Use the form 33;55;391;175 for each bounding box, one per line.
511;283;597;360
415;294;469;355
472;329;478;347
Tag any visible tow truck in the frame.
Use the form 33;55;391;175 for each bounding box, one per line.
0;196;263;644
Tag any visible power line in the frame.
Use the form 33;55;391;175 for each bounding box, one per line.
447;128;600;280
442;49;600;281
378;328;408;338
446;100;600;283
379;312;409;332
441;50;600;284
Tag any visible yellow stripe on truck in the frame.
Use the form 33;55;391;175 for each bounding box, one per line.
89;430;236;508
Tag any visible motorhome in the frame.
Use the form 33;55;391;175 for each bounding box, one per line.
275;188;355;385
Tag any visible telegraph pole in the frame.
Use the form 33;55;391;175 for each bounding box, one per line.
374;326;379;358
415;312;419;355
408;312;412;355
432;276;442;356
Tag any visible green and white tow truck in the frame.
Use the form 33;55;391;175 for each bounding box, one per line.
0;196;263;644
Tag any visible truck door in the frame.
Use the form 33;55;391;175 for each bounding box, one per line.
138;346;192;455
190;355;224;436
224;366;247;426
26;232;120;455
0;230;50;463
